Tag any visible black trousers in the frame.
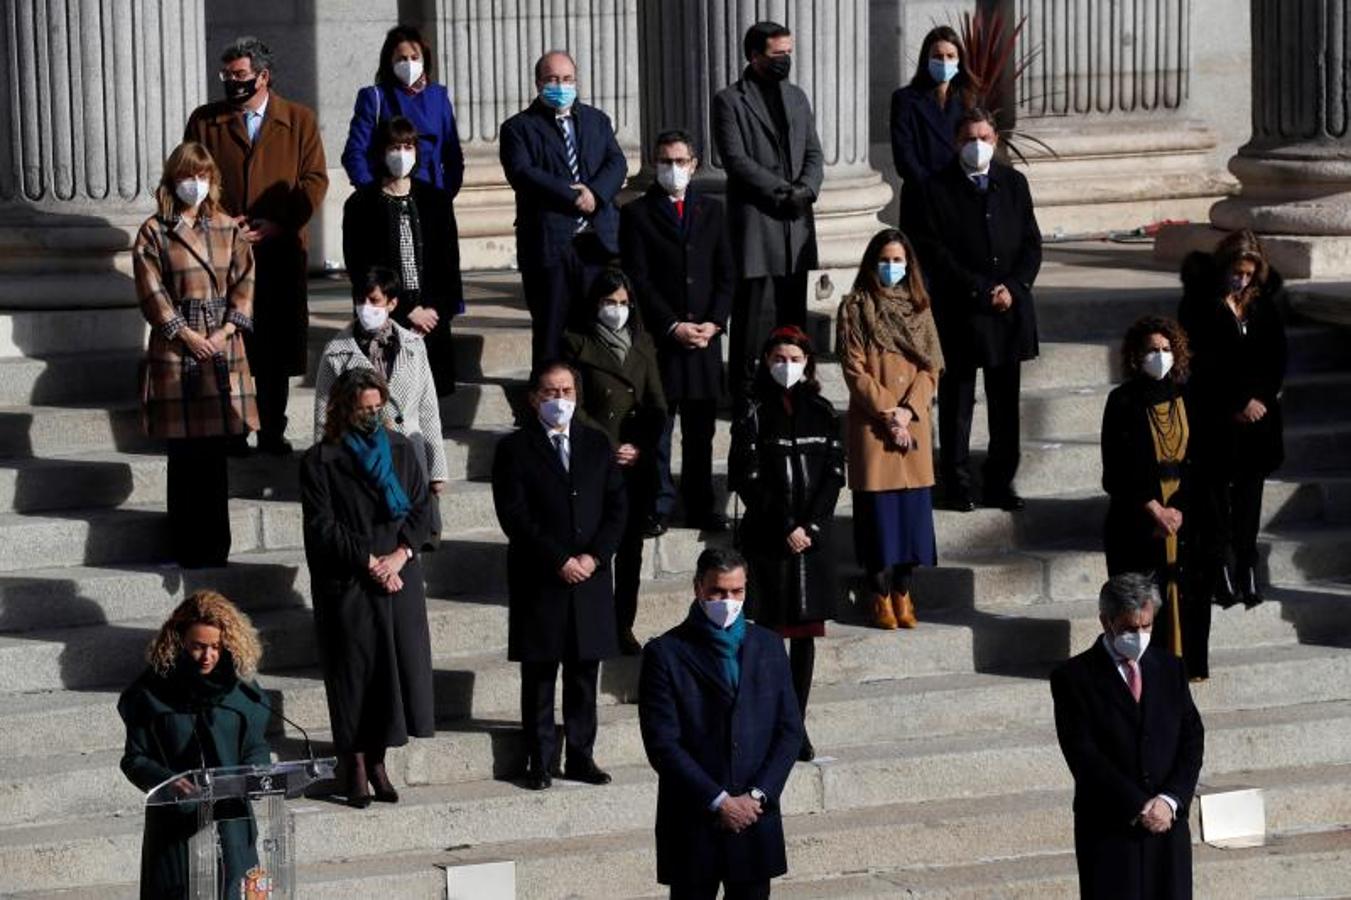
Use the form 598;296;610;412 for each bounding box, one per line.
519;657;600;772
1219;473;1265;571
655;398;719;520
669;879;771;900
730;273;808;411
166;437;231;568
615;462;657;635
938;361;1022;496
520;233;614;367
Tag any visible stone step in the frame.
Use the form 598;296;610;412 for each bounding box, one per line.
0;352;142;407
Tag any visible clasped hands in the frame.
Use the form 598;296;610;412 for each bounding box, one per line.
882;405;915;451
1235;398;1268;424
990;283;1014;312
558;553;598;585
717;793;764;833
1145;499;1183;538
615;443;640;467
179;326;233;361
1138;795;1176;834
234;215;281;244
773;182;814;218
571;183;597;215
368;549;409;594
673;321;719;349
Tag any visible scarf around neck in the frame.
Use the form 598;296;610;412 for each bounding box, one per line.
839;287;945;374
354;323;398;380
343;423;412;520
687;601;747;691
595;321;632;363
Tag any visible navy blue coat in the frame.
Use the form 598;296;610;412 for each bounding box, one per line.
1051;640;1205;899
639;616;804;885
889;84;963;187
499;100;628;267
341;82;465;196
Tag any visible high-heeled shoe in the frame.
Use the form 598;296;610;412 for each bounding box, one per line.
1214;564;1240;609
1240;565;1263;609
891;591;917;629
367;756;400;804
872;593;898;630
798;733;816;762
341;752;373;809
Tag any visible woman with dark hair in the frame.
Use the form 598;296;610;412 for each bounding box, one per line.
729;326;844;761
1100;316;1203;676
1179;230;1287;609
300;368;435;808
118;590;271;898
343;115;461;394
341;24;465;197
889;25;973;191
563;268;667;654
838;228;944;629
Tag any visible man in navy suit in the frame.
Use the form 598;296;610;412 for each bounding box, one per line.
1051;572;1205;899
500;51;629;365
639;547;804;899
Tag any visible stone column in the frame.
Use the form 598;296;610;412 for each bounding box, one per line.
1010;0;1232;235
1207;0;1351;279
0;0;206;310
636;0;888;268
430;0;642;269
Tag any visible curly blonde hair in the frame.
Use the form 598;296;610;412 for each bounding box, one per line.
146;590;263;679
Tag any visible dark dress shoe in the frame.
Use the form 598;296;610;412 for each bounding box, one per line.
368;763;399;803
562;761;612;785
225;436;252;458
941;491;976;513
618;629;643;656
523;769;552;791
1214;564;1240;609
688;511;729;532
1240;565;1263;608
798;734;816;762
984;490;1026;511
642;514;669;538
256;435;294;455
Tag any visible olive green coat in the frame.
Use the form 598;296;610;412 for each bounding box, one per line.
563;327;668;451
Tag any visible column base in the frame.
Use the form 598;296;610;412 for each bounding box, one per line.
1154;223;1351;280
1014;118;1236;237
813;166;893;269
0;219;141;311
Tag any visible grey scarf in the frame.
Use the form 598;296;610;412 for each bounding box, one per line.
595;321;632;363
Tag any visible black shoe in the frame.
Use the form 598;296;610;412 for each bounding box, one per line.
225;436;252;458
562;760;612;785
642;514;669;538
618;629;643;656
1214;564;1240;609
523;769;552;791
941;491;976;513
798;734;815;762
983;489;1025;512
368;762;399;803
688;512;729;533
256;435;294;455
1240;565;1263;608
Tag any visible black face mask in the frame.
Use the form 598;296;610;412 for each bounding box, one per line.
762;55;791;81
224;77;259;105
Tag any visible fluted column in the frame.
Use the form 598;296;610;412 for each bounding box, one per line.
0;0;206;309
1010;0;1230;234
637;0;887;268
430;0;641;269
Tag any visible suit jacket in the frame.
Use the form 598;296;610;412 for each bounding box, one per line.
620;186;735;401
1051;640;1205;900
903;160;1042;370
185;93;329;375
638;616;804;885
499;100;628;267
491;421;627;662
712;71;823;278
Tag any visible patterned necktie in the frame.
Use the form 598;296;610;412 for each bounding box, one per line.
556;116;587;233
1125;659;1142;703
552;432;570;472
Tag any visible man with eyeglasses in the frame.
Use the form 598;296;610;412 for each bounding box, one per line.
185;36;329;456
500;51;628;367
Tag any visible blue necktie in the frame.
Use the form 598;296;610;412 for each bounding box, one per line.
973;174;989;192
557;116;587;233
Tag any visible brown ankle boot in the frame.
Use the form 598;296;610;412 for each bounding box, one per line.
892;591;917;629
872;593;898;629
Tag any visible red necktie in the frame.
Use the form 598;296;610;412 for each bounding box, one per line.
1125;660;1142;703
674;199;685;221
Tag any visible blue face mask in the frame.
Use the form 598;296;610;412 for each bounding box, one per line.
539;83;578;110
928;58;959;84
878;261;907;287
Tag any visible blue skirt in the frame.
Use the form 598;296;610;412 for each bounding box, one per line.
852;488;937;572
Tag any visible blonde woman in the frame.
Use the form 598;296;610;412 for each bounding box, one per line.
133;141;257;568
117;591;271;899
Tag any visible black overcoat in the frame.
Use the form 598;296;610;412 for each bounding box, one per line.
638;617;804;886
889;84;964;187
1100;377;1193;576
491;421;628;662
712;72;823;278
1177;252;1287;477
730;381;845;627
903;160;1042;370
1051;640;1205;900
620;185;735;402
299;431;435;753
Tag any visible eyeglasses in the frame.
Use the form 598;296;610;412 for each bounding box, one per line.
218;69;257;83
539;75;577;85
656;157;693;166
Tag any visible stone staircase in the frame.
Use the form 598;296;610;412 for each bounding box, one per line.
1;243;1349;897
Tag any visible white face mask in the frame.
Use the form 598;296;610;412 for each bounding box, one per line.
538;397;575;429
655;163;692;196
175;177;210;209
698;597;744;629
355;304;389;333
770;360;806;389
385;148;417;178
1111;629;1151;662
598;303;629;331
393;58;423;87
960;138;995;173
1142;350;1174;381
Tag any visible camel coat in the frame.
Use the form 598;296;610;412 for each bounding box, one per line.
837;299;938;492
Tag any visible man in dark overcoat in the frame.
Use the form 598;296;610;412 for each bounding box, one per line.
620;129;736;533
712;21;824;412
902;107;1041;512
1051;572;1205;900
185;36;329;454
639;547;804;900
492;361;628;789
500;50;629;366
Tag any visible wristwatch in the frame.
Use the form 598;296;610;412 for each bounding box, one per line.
749;787;767;806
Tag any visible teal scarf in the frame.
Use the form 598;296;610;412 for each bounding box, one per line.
688;601;747;691
343;424;412;520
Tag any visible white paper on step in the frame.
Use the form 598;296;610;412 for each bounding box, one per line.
1199;787;1266;849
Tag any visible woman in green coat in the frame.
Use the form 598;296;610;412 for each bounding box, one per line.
564;268;668;654
118;590;272;899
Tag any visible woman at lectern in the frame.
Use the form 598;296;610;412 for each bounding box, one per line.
117;590;272;898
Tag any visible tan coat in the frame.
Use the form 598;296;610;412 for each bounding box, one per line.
185;92;328;376
838;302;938;492
133;211;258;439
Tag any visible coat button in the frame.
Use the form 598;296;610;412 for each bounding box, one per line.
686;277;695;284
571;490;578;497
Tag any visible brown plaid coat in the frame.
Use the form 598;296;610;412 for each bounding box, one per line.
133;211;260;439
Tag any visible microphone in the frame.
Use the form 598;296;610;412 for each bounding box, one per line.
251;691;322;781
